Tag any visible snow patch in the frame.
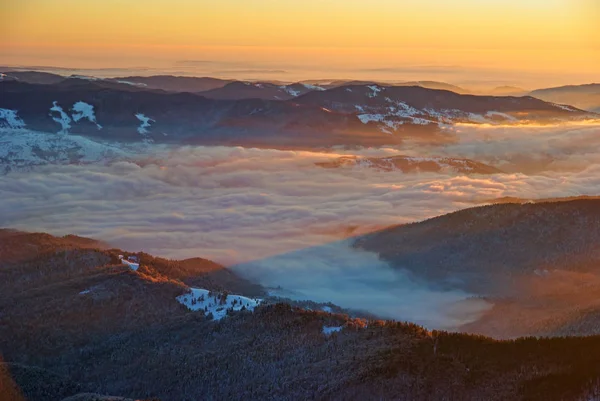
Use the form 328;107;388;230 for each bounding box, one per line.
467;113;489;124
49;102;72;133
323;325;343;335
0;129;131;173
176;288;262;320
71;101;102;129
135;113;154;138
0;109;26;129
116;80;147;87
367;85;382;98
358;113;385;124
281;86;301;97
119;256;139;271
302;83;326;91
485;111;517;121
71;75;100;81
552;103;578;112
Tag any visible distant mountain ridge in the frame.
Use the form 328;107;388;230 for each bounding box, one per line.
355;199;600;338
1;80;593;152
530;83;600;112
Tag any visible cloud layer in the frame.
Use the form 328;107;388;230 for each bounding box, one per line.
2;125;600;264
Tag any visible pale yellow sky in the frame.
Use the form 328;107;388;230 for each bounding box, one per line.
1;0;598;87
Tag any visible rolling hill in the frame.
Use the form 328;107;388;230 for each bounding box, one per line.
5;228;600;400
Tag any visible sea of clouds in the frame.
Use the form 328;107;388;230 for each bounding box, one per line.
1;121;599;329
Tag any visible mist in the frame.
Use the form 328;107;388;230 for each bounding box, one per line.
232;239;492;330
3;139;600;264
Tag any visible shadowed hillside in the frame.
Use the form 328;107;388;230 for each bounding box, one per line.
4;229;600;400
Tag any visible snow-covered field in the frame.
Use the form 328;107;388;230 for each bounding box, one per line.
119;256;140;271
0;129;134;172
322;325;343;335
176;288;262;320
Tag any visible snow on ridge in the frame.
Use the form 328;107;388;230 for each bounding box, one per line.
71;75;100;81
135;113;154;136
323;325;343;335
116;80;147;87
485;111;517;121
176;288;262;320
551;103;578;112
281;86;301;97
367;85;382;98
358;113;385;124
0;108;26;129
0;129;130;173
50;101;72;133
119;256;139;271
71;101;102;129
302;83;326;91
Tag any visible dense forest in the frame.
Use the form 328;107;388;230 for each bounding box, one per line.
3;228;600;401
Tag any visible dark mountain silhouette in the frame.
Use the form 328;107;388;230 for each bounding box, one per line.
113;75;234;92
1;80;593;151
355;199;600;338
356;199;600;288
0;70;66;85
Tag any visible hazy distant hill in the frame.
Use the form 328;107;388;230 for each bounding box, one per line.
395;80;470;94
356;199;600;338
530;83;600;112
113;75;234;92
356;199;600;287
197;80;323;100
490;86;528;96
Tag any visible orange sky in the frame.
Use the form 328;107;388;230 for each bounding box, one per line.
1;0;598;87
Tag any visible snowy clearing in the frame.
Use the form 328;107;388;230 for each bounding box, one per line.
176;288;262;320
71;101;102;129
50;102;72;133
135;113;154;135
323;326;343;335
0;108;26;129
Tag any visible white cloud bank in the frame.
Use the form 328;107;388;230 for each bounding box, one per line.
1;139;600;264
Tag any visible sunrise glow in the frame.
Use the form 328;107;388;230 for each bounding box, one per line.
2;0;598;86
